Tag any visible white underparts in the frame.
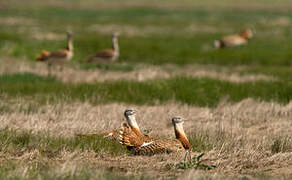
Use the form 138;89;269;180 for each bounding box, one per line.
141;141;153;147
104;132;113;137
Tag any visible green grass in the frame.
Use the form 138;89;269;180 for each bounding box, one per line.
176;153;216;170
0;128;149;179
0;0;292;72
2;27;292;67
0;73;291;107
1;1;292;179
0;162;152;180
188;133;213;152
0;128;127;156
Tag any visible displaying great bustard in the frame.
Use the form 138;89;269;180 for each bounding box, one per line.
36;31;73;76
86;33;120;63
119;116;192;160
214;28;253;48
76;109;145;142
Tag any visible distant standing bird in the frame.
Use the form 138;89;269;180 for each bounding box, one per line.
214;28;253;49
86;33;120;63
36;31;73;76
119;116;192;160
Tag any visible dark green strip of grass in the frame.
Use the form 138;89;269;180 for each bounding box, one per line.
0;128;127;157
0;161;152;180
0;73;291;107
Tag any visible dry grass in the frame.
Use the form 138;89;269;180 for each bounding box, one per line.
88;23;232;37
0;17;36;26
88;17;291;37
1;98;291;142
0;97;291;178
0;57;276;83
1;0;292;178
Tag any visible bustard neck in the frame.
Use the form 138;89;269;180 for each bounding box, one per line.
67;36;73;51
126;116;142;136
174;123;191;150
112;36;119;53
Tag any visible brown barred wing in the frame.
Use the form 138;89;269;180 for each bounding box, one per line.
133;139;184;156
119;123;148;147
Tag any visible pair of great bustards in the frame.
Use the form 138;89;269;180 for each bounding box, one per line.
78;109;192;160
36;32;120;76
35;29;253;75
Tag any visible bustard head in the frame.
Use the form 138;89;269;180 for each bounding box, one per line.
124;109;140;130
112;32;120;38
240;28;253;39
172;116;185;135
124;109;136;117
172;116;183;125
66;31;73;39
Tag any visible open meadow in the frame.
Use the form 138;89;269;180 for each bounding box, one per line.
0;0;292;179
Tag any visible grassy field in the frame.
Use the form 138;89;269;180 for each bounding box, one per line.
0;0;292;179
0;73;291;106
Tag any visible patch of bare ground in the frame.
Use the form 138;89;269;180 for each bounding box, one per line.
0;17;63;41
0;98;292;177
30;30;64;41
0;57;276;83
259;16;291;27
88;24;232;36
20;27;64;41
0;17;36;26
89;22;292;39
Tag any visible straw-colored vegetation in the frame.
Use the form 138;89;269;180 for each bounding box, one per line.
0;99;292;179
0;0;292;179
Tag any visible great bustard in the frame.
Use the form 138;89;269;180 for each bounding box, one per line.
36;31;73;76
86;33;120;63
214;28;253;48
119;116;192;159
76;109;144;142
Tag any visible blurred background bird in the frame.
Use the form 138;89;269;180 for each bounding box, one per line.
36;31;73;76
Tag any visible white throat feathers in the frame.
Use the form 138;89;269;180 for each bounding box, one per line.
174;122;187;139
126;115;140;131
